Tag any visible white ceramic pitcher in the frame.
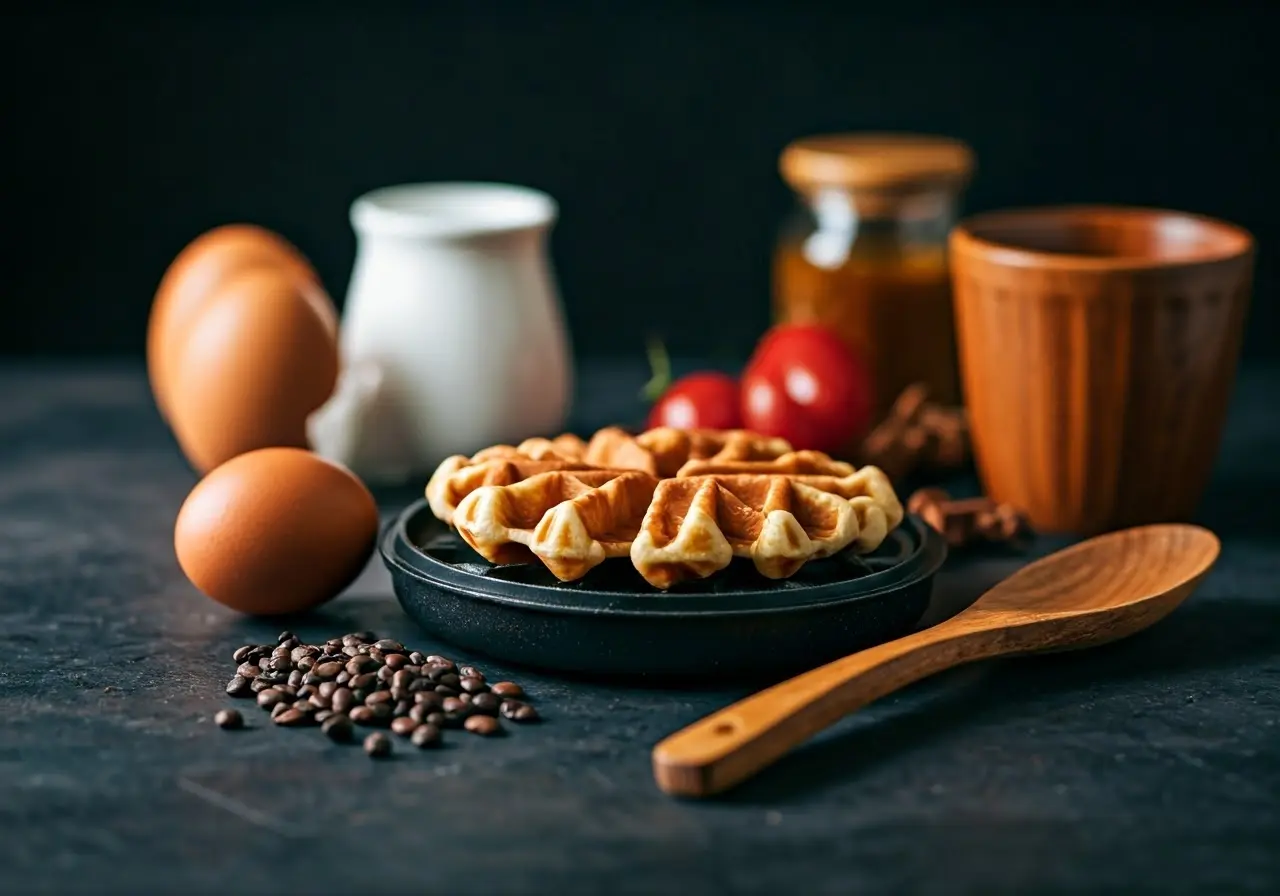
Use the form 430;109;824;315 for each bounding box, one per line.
308;182;573;484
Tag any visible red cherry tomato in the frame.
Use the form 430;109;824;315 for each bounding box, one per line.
740;324;873;452
647;372;743;430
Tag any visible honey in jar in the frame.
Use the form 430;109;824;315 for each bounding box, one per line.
774;133;975;420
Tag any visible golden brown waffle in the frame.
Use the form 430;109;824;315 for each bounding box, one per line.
453;470;659;582
426;426;902;589
632;468;901;588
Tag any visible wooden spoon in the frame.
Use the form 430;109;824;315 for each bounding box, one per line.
652;523;1219;797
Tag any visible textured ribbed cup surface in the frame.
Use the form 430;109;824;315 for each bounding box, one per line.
950;206;1254;534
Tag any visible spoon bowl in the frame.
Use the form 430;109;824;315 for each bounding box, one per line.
652;524;1220;797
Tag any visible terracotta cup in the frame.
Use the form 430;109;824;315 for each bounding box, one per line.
949;205;1254;534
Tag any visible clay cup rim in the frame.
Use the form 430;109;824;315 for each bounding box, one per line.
950;205;1253;272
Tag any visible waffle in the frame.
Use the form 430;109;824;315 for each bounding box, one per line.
428;426;903;590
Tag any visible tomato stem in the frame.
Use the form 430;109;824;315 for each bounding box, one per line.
640;336;672;402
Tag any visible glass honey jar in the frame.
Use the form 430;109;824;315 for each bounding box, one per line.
773;133;975;421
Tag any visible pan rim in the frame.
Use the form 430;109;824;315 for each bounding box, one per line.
380;499;947;618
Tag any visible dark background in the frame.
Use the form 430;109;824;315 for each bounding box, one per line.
3;3;1277;361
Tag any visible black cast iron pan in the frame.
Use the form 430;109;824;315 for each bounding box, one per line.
381;499;946;682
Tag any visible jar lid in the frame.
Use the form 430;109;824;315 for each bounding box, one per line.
779;133;975;192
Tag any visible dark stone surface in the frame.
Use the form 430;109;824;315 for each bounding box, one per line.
0;359;1277;895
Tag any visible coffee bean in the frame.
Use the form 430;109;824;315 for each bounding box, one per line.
441;697;469;715
364;732;392;758
471;693;501;715
215;709;244;730
345;655;375;676
414;692;443;709
323;714;354;742
222;635;546;752
350;672;377;691
313;662;343;680
349;706;377;726
257;689;286;709
332;688;355;714
390;716;419;737
274;708;307;727
460;677;488;695
370;703;393;722
500;700;539;722
411;724;441;748
464;715;502;736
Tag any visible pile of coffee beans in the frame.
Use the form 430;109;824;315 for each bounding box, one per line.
219;631;539;758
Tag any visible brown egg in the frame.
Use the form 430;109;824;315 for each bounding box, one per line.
175;447;379;616
148;224;320;421
166;265;339;473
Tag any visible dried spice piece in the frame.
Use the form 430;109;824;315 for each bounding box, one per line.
907;487;1031;549
861;384;969;482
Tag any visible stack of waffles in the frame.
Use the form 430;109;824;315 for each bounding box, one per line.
425;426;904;590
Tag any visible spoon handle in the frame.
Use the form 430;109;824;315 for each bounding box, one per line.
651;614;1004;797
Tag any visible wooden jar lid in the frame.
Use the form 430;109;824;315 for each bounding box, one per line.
780;133;975;193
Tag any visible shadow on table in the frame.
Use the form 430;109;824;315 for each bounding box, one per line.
1196;478;1280;539
719;594;1280;806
